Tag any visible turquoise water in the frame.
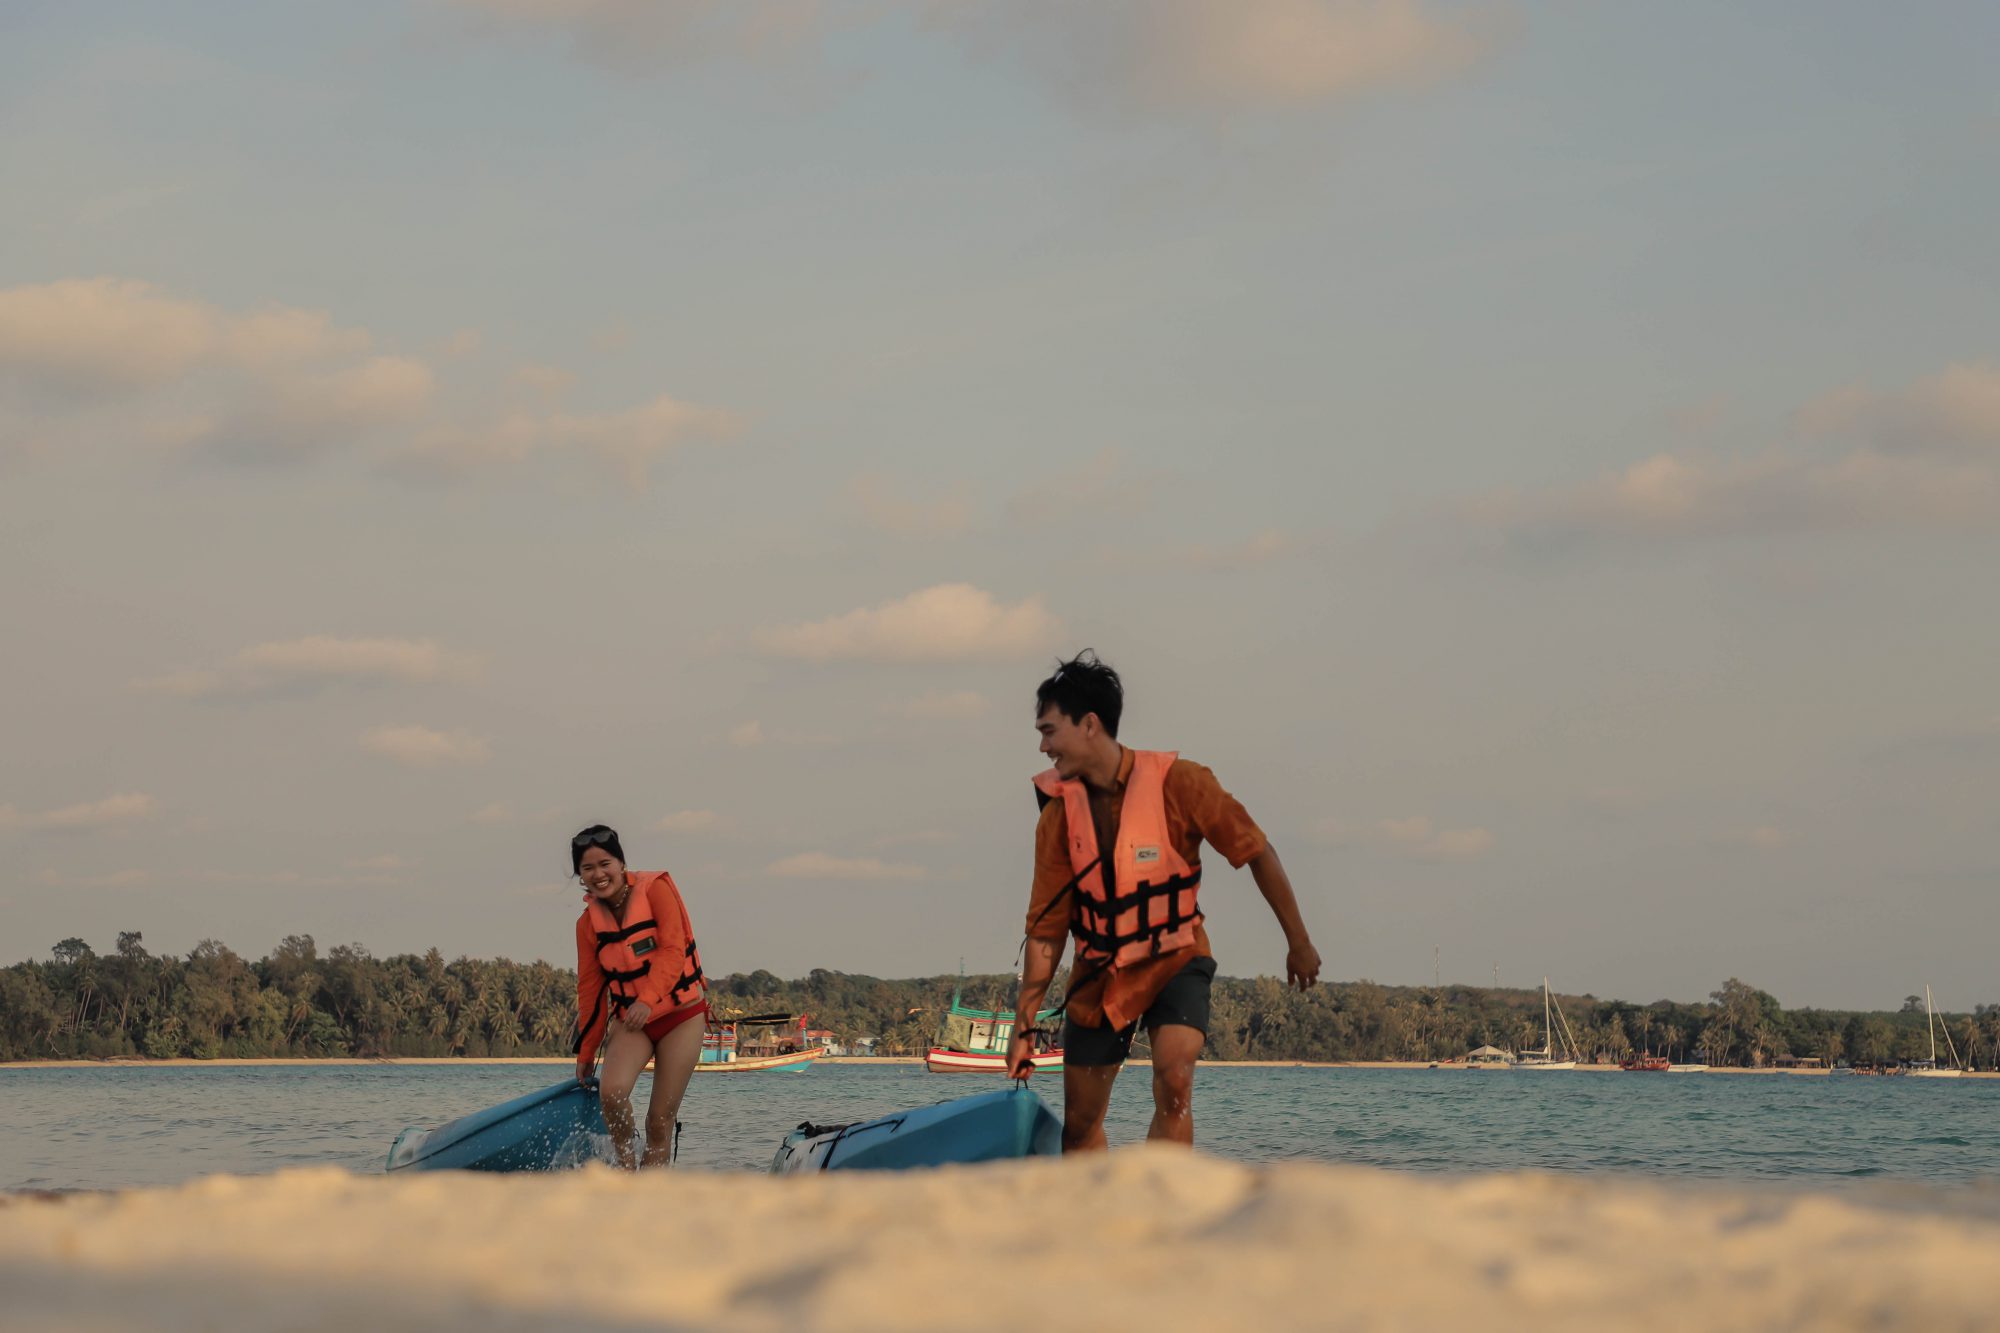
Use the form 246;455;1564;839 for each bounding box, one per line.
2;1064;1996;1191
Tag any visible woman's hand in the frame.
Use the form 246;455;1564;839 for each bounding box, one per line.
621;1000;653;1031
576;1052;594;1084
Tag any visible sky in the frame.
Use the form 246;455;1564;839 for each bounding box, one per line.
2;1;1997;1012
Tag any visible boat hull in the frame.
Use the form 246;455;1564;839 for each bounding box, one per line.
771;1086;1061;1173
696;1047;824;1073
1906;1068;1964;1079
1510;1061;1576;1071
387;1079;607;1173
925;1046;1064;1073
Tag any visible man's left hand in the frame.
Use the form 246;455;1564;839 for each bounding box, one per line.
1286;941;1321;990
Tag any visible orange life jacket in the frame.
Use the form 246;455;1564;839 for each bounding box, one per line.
1032;750;1202;971
574;871;705;1059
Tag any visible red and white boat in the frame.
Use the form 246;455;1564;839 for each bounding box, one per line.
925;1046;1064;1074
925;980;1063;1074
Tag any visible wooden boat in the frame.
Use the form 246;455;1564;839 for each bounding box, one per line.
697;1012;824;1073
771;1087;1059;1173
1620;1053;1670;1072
925;977;1063;1074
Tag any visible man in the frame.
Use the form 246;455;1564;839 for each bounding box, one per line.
1008;651;1321;1150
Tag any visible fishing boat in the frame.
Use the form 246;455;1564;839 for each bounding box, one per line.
1906;986;1965;1079
697;1012;824;1073
770;1086;1060;1173
1511;978;1581;1070
1620;1053;1670;1072
387;1078;606;1173
925;976;1063;1074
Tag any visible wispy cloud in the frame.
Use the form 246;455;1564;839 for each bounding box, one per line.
940;0;1506;116
444;1;1506;117
759;584;1060;663
0;276;739;486
886;690;989;721
359;725;491;768
654;809;722;834
35;868;152;889
766;851;926;881
848;475;976;537
1007;447;1147;528
134;635;481;698
1316;815;1494;862
0;792;158;833
1469;361;2000;548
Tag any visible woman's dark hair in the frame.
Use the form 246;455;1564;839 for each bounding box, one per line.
570;824;626;876
1034;650;1123;738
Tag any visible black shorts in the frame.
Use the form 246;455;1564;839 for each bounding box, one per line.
1062;956;1217;1068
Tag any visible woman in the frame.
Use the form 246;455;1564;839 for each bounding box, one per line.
571;824;708;1168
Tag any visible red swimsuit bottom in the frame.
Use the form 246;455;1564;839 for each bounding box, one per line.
642;1001;709;1042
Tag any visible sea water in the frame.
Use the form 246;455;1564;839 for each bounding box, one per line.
2;1063;1995;1192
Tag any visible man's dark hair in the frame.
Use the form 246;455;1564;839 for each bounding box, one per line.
1035;650;1123;738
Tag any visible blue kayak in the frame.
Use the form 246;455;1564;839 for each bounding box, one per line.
387;1078;608;1173
770;1086;1060;1173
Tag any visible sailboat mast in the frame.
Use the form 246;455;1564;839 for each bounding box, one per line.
1927;985;1938;1064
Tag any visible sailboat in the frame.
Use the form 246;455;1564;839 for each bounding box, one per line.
1906;985;1965;1079
1511;978;1580;1070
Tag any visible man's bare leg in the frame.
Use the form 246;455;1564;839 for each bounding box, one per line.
1061;1060;1120;1152
1146;1023;1203;1145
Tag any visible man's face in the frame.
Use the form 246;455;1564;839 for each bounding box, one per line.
1036;704;1092;780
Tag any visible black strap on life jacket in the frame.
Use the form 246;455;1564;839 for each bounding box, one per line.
595;919;654;945
1073;868;1204;960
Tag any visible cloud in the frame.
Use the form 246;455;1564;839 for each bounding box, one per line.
729;720;765;747
1180;530;1300;572
399;393;742;487
759;583;1060;663
1720;826;1791;851
0;792;158;833
510;363;578;398
446;0;824;73
1475;447;2000;546
1007;447;1146;528
654;809;722;833
1318;815;1494;862
874;829;958;848
359;725;491;767
848;476;976;537
0;277;367;392
887;689;989;721
1471;361;2000;549
469;802;514;824
766;851;926;881
1;277;740;486
940;0;1504;116
345;854;411;871
36;868;151;889
1798;363;2000;457
136;636;482;698
445;1;1503;115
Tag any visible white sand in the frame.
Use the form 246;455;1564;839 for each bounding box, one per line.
4;1150;1996;1332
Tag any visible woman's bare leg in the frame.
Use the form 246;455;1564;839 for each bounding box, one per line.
640;1016;704;1167
598;1024;657;1169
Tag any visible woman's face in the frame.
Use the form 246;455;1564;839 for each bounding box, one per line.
577;847;626;899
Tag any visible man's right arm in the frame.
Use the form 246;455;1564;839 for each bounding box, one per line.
1008;938;1062;1077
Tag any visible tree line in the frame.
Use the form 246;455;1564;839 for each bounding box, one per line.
3;933;1996;1069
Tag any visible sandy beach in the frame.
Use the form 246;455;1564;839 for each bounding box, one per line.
5;1148;1997;1332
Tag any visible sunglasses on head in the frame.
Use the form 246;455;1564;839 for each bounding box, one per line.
572;829;618;849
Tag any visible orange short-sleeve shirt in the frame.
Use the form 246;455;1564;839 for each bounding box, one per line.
1025;748;1265;1030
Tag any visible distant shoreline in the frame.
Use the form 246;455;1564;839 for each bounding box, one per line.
7;1055;1989;1075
